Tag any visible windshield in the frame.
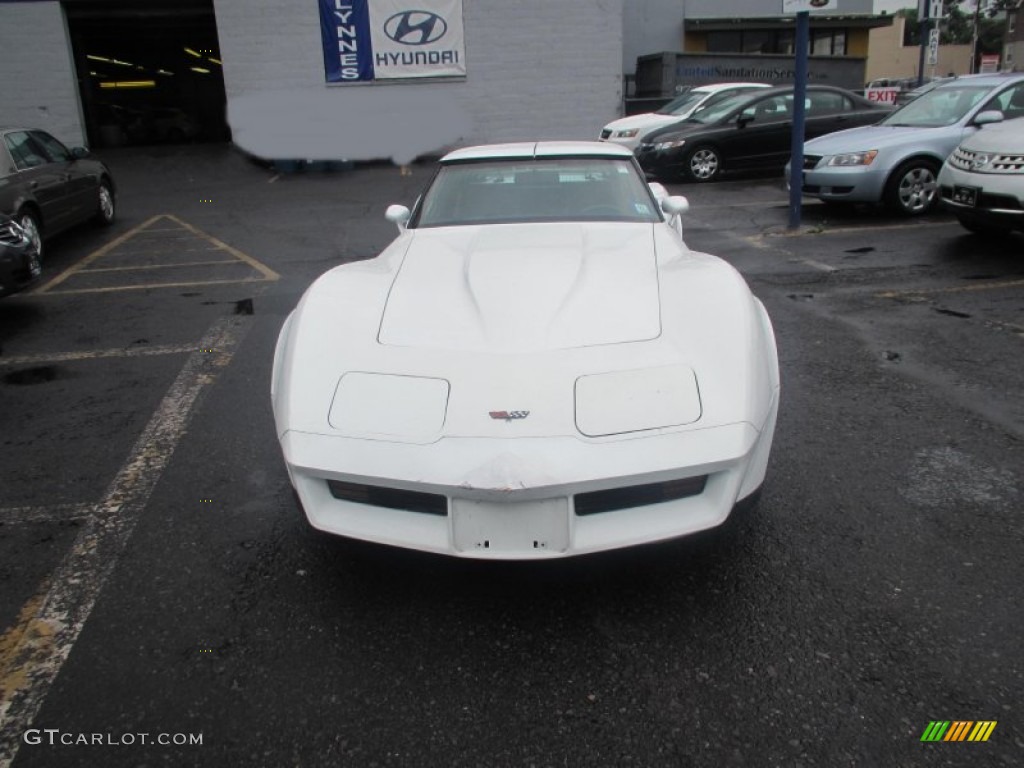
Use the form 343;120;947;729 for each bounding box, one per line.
655;89;704;116
412;158;662;228
683;91;762;125
882;85;990;127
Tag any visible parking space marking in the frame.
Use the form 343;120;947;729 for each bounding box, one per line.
0;343;195;367
878;278;1024;298
0;316;249;768
33;214;279;296
0;504;91;526
745;220;959;241
79;259;240;274
37;277;269;296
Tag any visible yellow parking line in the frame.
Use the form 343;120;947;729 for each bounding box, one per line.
32;215;165;294
165;214;280;281
38;277;267;296
31;214;280;296
878;278;1024;298
80;259;240;274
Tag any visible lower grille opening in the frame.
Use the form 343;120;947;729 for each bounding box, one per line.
574;475;708;516
327;480;448;516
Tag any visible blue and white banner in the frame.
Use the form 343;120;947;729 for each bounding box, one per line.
319;0;466;83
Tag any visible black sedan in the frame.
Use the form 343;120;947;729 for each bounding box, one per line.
0;214;41;298
636;85;890;182
0;127;116;261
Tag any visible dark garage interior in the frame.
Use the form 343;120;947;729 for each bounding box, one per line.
63;0;229;148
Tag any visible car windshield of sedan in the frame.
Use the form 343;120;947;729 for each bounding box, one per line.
682;92;763;125
655;89;704;115
881;85;990;127
411;158;663;228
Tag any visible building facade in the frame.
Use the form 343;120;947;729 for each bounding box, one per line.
0;0;625;160
681;0;888;60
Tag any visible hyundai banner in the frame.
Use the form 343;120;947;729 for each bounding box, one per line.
319;0;466;83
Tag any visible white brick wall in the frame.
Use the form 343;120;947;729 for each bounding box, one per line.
0;2;84;146
214;0;625;159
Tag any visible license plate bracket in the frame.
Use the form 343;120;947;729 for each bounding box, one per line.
452;497;569;554
952;185;979;207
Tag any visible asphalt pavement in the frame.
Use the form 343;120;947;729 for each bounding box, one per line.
0;144;1021;768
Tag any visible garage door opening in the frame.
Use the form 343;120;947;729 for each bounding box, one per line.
64;0;228;149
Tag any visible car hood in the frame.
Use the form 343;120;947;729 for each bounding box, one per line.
804;123;963;154
378;222;661;352
956;120;1024;152
604;113;682;133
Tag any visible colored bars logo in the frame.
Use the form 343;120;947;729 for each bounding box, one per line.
920;721;997;742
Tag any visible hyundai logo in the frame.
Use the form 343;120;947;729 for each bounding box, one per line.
383;11;448;45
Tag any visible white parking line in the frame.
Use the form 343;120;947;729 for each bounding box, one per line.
0;504;92;525
0;344;195;368
0;316;249;768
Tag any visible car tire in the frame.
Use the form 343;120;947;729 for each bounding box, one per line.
957;217;1012;238
17;209;43;263
883;158;940;215
685;145;721;182
95;180;115;226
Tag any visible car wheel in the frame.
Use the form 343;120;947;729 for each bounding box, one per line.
957;217;1012;238
685;146;721;182
95;181;115;226
884;159;939;215
17;209;43;262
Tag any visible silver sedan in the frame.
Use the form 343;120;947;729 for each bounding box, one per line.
787;73;1024;215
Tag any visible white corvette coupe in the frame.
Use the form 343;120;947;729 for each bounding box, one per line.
272;142;779;559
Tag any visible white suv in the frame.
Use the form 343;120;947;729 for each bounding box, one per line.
600;83;769;150
938;117;1024;236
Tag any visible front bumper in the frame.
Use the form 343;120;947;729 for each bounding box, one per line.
635;146;686;179
0;243;41;298
794;160;890;204
938;165;1024;231
281;403;777;559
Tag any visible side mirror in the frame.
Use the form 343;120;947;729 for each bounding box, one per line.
71;146;90;159
661;195;689;217
385;204;411;232
737;112;754;127
661;195;689;238
973;110;1004;126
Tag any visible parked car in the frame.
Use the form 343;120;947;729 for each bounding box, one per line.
791;72;1024;215
0;127;116;261
600;82;770;150
938;117;1024;236
0;213;41;298
272;141;780;559
636;85;890;182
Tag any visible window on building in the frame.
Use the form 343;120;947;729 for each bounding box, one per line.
743;30;773;53
703;27;848;56
833;30;847;55
775;30;795;55
706;31;742;52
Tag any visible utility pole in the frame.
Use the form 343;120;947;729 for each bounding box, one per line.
917;0;931;85
971;0;985;73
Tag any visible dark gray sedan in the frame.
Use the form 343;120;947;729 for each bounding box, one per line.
0;127;116;261
636;85;890;183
